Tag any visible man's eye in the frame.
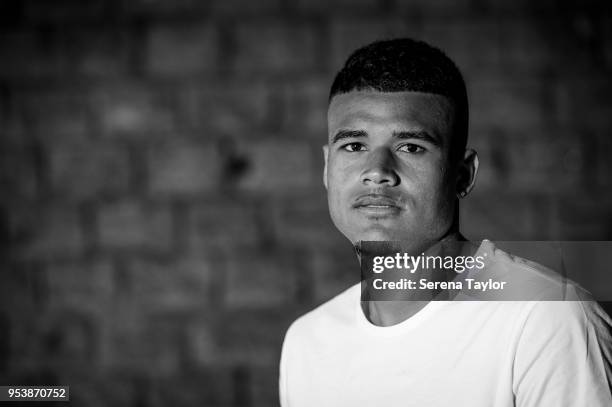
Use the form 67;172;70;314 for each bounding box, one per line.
398;144;425;154
342;143;367;152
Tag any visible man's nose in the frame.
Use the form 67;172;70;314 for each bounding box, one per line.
360;148;400;186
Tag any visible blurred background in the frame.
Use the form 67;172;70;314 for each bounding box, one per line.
1;0;611;405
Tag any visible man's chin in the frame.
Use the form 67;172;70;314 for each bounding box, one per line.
350;227;406;243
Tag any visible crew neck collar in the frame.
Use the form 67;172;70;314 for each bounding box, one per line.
353;239;494;335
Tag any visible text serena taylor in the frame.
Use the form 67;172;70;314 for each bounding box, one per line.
372;278;507;292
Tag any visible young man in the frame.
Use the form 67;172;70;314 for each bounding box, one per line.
279;39;612;406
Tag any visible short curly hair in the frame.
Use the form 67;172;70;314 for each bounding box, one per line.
330;38;469;159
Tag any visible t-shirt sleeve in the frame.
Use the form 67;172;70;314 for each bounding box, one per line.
279;322;295;407
513;300;612;406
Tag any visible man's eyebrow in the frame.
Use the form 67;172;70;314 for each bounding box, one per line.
331;129;367;144
393;131;441;146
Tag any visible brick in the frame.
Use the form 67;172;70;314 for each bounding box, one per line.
64;28;130;77
483;0;564;15
129;0;284;18
5;311;48;370
48;141;130;200
294;0;381;13
182;80;271;134
0;146;39;201
107;311;186;375
309;245;361;303
97;200;173;251
45;260;114;311
554;14;601;75
36;309;100;365
0;94;25;143
231;22;320;75
15;89;90;140
192;320;283;376
603;16;612;69
185;320;218;365
595;133;612;188
188;201;260;251
394;0;474;17
471;127;588;193
497;18;559;75
124;256;213;310
124;0;206;16
0;313;8;371
152;368;235;406
9;206;85;260
0;26;126;79
101;307;142;370
551;80;572;128
504;135;586;192
250;365;279;406
421;19;501;78
91;84;177;138
23;0;110;22
271;194;347;249
224;250;297;308
237;140;316;192
460;192;550;240
147;141;222;195
0;263;46;313
554;79;612;132
279;77;330;136
209;0;282;14
52;371;138;407
147;22;218;76
470;79;546;133
552;194;612;240
216;309;291;365
0;30;66;78
330;19;422;72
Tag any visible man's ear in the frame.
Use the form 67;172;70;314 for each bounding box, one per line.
322;145;329;190
456;148;479;198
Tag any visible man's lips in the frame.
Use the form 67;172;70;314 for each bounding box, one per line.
352;194;401;209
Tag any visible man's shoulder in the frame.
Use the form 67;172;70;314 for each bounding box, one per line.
482;241;611;334
521;297;612;337
479;240;592;301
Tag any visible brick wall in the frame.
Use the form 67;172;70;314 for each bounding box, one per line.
1;0;612;405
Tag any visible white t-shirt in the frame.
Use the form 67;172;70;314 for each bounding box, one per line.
279;241;612;407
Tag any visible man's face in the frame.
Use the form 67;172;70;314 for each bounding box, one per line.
324;90;459;248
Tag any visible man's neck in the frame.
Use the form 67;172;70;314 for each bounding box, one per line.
360;231;466;327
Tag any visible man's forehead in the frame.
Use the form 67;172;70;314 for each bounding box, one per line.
327;90;455;134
